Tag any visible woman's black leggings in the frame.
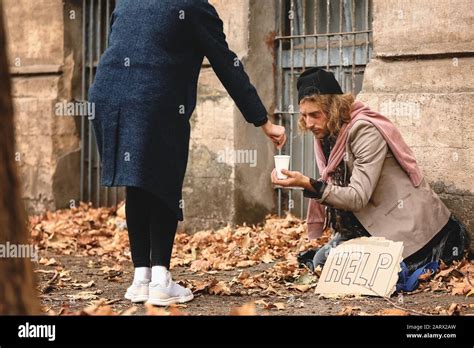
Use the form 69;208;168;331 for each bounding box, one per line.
125;186;178;269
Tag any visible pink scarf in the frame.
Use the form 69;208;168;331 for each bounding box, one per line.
306;100;423;239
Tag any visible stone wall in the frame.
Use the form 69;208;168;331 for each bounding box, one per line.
5;0;81;214
357;0;474;248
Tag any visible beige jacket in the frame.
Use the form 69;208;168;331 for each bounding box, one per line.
316;119;451;258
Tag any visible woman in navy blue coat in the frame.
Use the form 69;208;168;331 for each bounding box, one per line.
89;0;286;305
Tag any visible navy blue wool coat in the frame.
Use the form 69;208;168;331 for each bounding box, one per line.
89;0;268;220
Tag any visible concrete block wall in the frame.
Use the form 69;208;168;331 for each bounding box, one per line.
5;0;81;214
357;0;474;248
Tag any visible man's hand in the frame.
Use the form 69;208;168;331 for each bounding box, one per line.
261;120;286;150
271;168;312;190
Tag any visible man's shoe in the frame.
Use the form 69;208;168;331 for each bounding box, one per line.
297;248;319;271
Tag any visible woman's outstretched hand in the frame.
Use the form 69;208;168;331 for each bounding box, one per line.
261;120;286;150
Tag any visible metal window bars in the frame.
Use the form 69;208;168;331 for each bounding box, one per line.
79;0;123;207
275;0;373;218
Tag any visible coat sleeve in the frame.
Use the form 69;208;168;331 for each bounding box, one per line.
317;120;388;212
188;1;268;127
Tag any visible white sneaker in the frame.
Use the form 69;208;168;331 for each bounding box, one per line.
124;280;150;303
146;272;194;306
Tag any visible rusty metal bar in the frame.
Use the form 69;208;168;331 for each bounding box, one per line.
313;0;318;180
300;0;306;217
365;0;370;63
275;29;371;40
289;0;295;213
96;0;102;206
339;0;343;89
277;0;284;217
326;0;330;69
88;0;94;203
104;0;111;207
80;0;86;204
314;0;318;68
302;0;307;71
351;0;356;92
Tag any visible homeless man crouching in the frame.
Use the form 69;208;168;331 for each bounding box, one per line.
271;68;470;273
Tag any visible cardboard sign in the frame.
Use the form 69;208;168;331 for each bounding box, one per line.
315;237;404;297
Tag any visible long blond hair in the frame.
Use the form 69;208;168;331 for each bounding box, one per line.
298;93;355;137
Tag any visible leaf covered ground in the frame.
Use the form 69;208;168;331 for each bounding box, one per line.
30;202;474;316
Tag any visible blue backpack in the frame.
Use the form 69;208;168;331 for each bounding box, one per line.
396;261;439;292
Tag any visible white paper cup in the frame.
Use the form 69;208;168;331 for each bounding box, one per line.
274;155;291;179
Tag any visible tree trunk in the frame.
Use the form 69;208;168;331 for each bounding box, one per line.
0;1;41;315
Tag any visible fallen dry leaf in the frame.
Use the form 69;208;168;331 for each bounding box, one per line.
80;303;115;316
288;284;311;293
260;253;274;263
143;302;187;316
209;281;232;295
447;303;462;316
116;202;126;219
67;290;102;301
168;305;186;316
254;299;269;307
121;306;138;316
377;308;409;316
230;302;256;315
466;288;474;297
236;260;258;268
273;302;286;310
145;303;171;316
338;306;361;316
71;280;95;289
38;257;58;266
190;259;212;273
418;270;433;281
